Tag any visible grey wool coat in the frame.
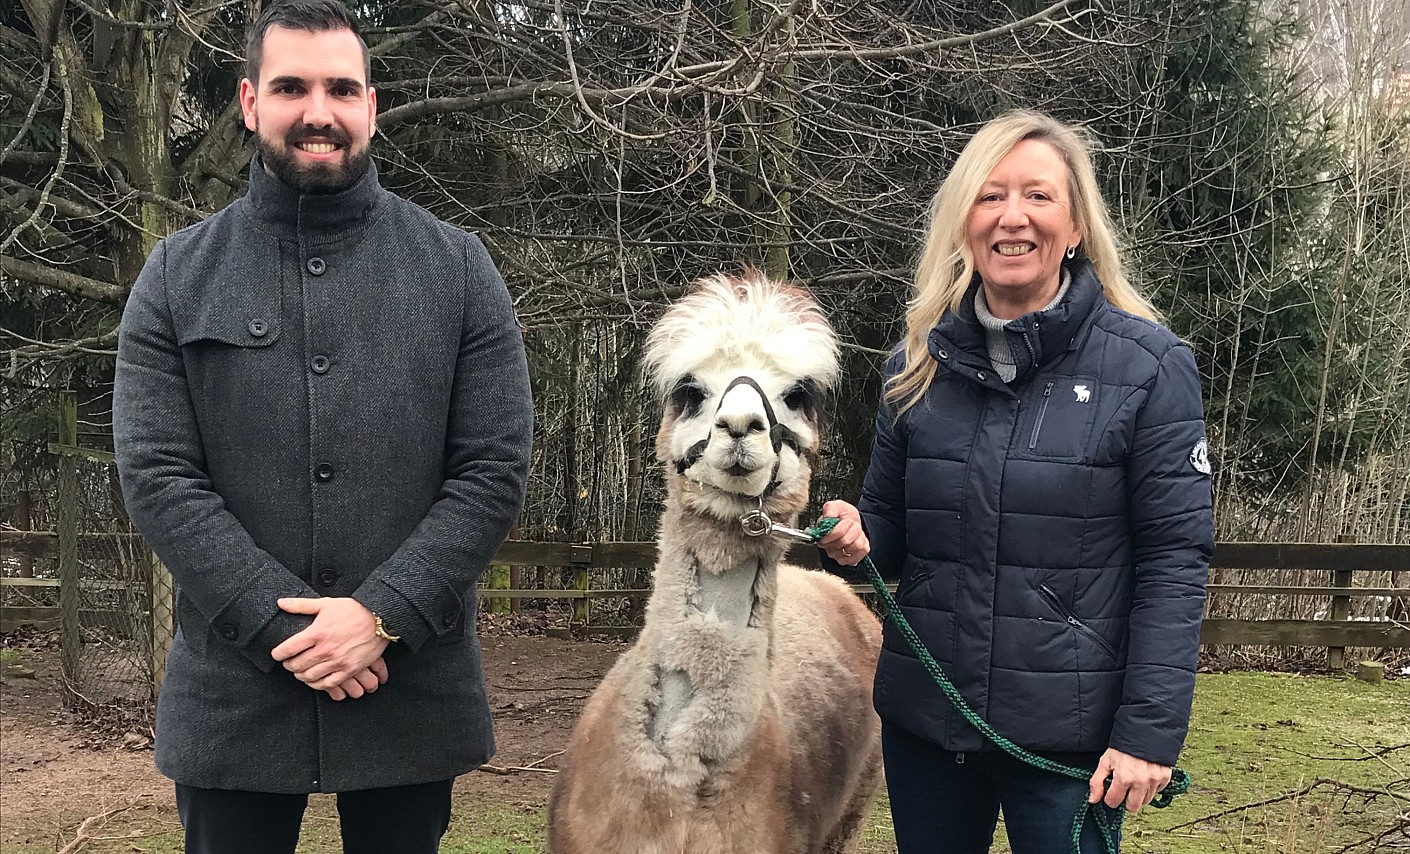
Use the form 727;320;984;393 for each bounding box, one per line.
113;159;533;793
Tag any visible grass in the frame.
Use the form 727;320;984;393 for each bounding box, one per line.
1122;672;1410;854
854;673;1410;853
2;672;1405;853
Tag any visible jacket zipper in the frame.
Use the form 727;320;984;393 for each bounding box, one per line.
1028;382;1054;450
1039;583;1119;659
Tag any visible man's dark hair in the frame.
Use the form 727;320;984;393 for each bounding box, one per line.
245;0;371;85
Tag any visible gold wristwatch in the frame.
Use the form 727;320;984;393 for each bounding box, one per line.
372;614;400;643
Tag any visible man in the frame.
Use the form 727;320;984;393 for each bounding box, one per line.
112;2;533;851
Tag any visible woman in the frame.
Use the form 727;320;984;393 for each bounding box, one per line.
819;111;1213;853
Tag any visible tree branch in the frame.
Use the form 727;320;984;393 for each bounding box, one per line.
0;59;52;169
0;254;125;304
2;56;71;255
1;176;107;221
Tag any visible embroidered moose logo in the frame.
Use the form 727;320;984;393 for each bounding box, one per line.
1073;384;1091;403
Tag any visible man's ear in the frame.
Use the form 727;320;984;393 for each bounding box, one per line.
368;86;378;138
240;78;258;132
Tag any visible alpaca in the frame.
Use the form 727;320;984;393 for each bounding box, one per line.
547;273;883;854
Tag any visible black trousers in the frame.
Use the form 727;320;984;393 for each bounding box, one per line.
882;724;1121;854
175;779;454;854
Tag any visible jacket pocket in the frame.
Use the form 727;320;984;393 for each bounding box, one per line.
895;557;935;603
1018;374;1099;461
175;594;208;656
1038;583;1118;660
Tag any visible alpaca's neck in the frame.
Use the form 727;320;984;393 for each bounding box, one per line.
639;501;789;773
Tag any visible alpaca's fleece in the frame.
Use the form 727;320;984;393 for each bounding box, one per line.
642;272;840;521
549;273;882;854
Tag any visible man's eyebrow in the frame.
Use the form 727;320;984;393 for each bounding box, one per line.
327;77;365;92
265;75;365;92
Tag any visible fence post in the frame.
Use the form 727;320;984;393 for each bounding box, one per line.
1329;534;1356;671
571;545;592;629
486;563;511;614
150;554;174;698
56;391;81;696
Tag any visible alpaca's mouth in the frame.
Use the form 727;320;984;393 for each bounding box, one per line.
723;463;757;478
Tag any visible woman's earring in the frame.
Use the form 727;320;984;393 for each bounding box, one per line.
1066;245;1077;259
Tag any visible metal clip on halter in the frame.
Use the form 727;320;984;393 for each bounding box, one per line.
739;500;817;544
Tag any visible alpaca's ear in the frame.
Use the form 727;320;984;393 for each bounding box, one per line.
811;384;836;438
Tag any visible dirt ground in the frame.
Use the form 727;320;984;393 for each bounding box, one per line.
0;621;626;849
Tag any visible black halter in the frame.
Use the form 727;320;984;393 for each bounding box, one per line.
673;374;804;499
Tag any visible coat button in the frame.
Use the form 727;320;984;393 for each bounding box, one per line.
315;463;334;482
937;349;948;359
317;568;339;587
248;318;268;338
218;623;238;640
307;257;326;276
311;355;330;374
442;613;456;627
977;371;987;380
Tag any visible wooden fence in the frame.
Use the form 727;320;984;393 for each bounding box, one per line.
4;536;1409;667
475;541;1410;661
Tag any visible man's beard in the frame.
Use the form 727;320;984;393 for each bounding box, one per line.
257;124;371;194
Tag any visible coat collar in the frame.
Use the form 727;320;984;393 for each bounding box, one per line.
244;154;384;240
928;258;1107;385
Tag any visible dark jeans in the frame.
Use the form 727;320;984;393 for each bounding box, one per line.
882;723;1122;854
175;779;454;854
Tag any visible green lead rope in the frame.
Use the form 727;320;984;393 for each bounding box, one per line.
804;517;1190;854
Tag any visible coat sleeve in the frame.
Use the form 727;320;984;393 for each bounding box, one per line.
855;394;909;583
350;233;533;652
1108;343;1214;767
114;240;320;672
817;355;909;582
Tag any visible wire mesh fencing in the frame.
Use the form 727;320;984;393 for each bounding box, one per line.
51;451;170;726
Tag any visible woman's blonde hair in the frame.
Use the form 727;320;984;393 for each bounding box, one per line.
886;110;1159;414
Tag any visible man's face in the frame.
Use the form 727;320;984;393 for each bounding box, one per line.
240;26;376;193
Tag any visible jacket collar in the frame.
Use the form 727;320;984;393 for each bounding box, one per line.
244;154;384;240
928;258;1107;385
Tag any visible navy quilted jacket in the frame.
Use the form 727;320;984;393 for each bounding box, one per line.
860;259;1212;767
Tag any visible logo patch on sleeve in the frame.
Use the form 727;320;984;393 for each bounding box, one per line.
1190;439;1211;475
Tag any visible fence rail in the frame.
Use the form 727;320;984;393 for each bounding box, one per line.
4;536;1409;668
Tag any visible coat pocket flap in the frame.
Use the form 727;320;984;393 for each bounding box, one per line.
167;232;284;347
176;313;282;347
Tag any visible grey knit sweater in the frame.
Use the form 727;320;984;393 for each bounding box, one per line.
973;270;1071;382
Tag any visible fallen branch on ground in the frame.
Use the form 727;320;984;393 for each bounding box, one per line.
1166;777;1410;832
57;805;134;854
475;762;560;775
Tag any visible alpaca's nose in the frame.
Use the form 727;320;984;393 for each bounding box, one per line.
715;413;767;439
714;381;771;440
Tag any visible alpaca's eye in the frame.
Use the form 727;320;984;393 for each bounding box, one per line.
670;376;708;416
783;382;814;411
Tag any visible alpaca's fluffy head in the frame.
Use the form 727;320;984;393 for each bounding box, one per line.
643;272;839;520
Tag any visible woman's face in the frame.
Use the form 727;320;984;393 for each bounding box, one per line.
966;139;1082;306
